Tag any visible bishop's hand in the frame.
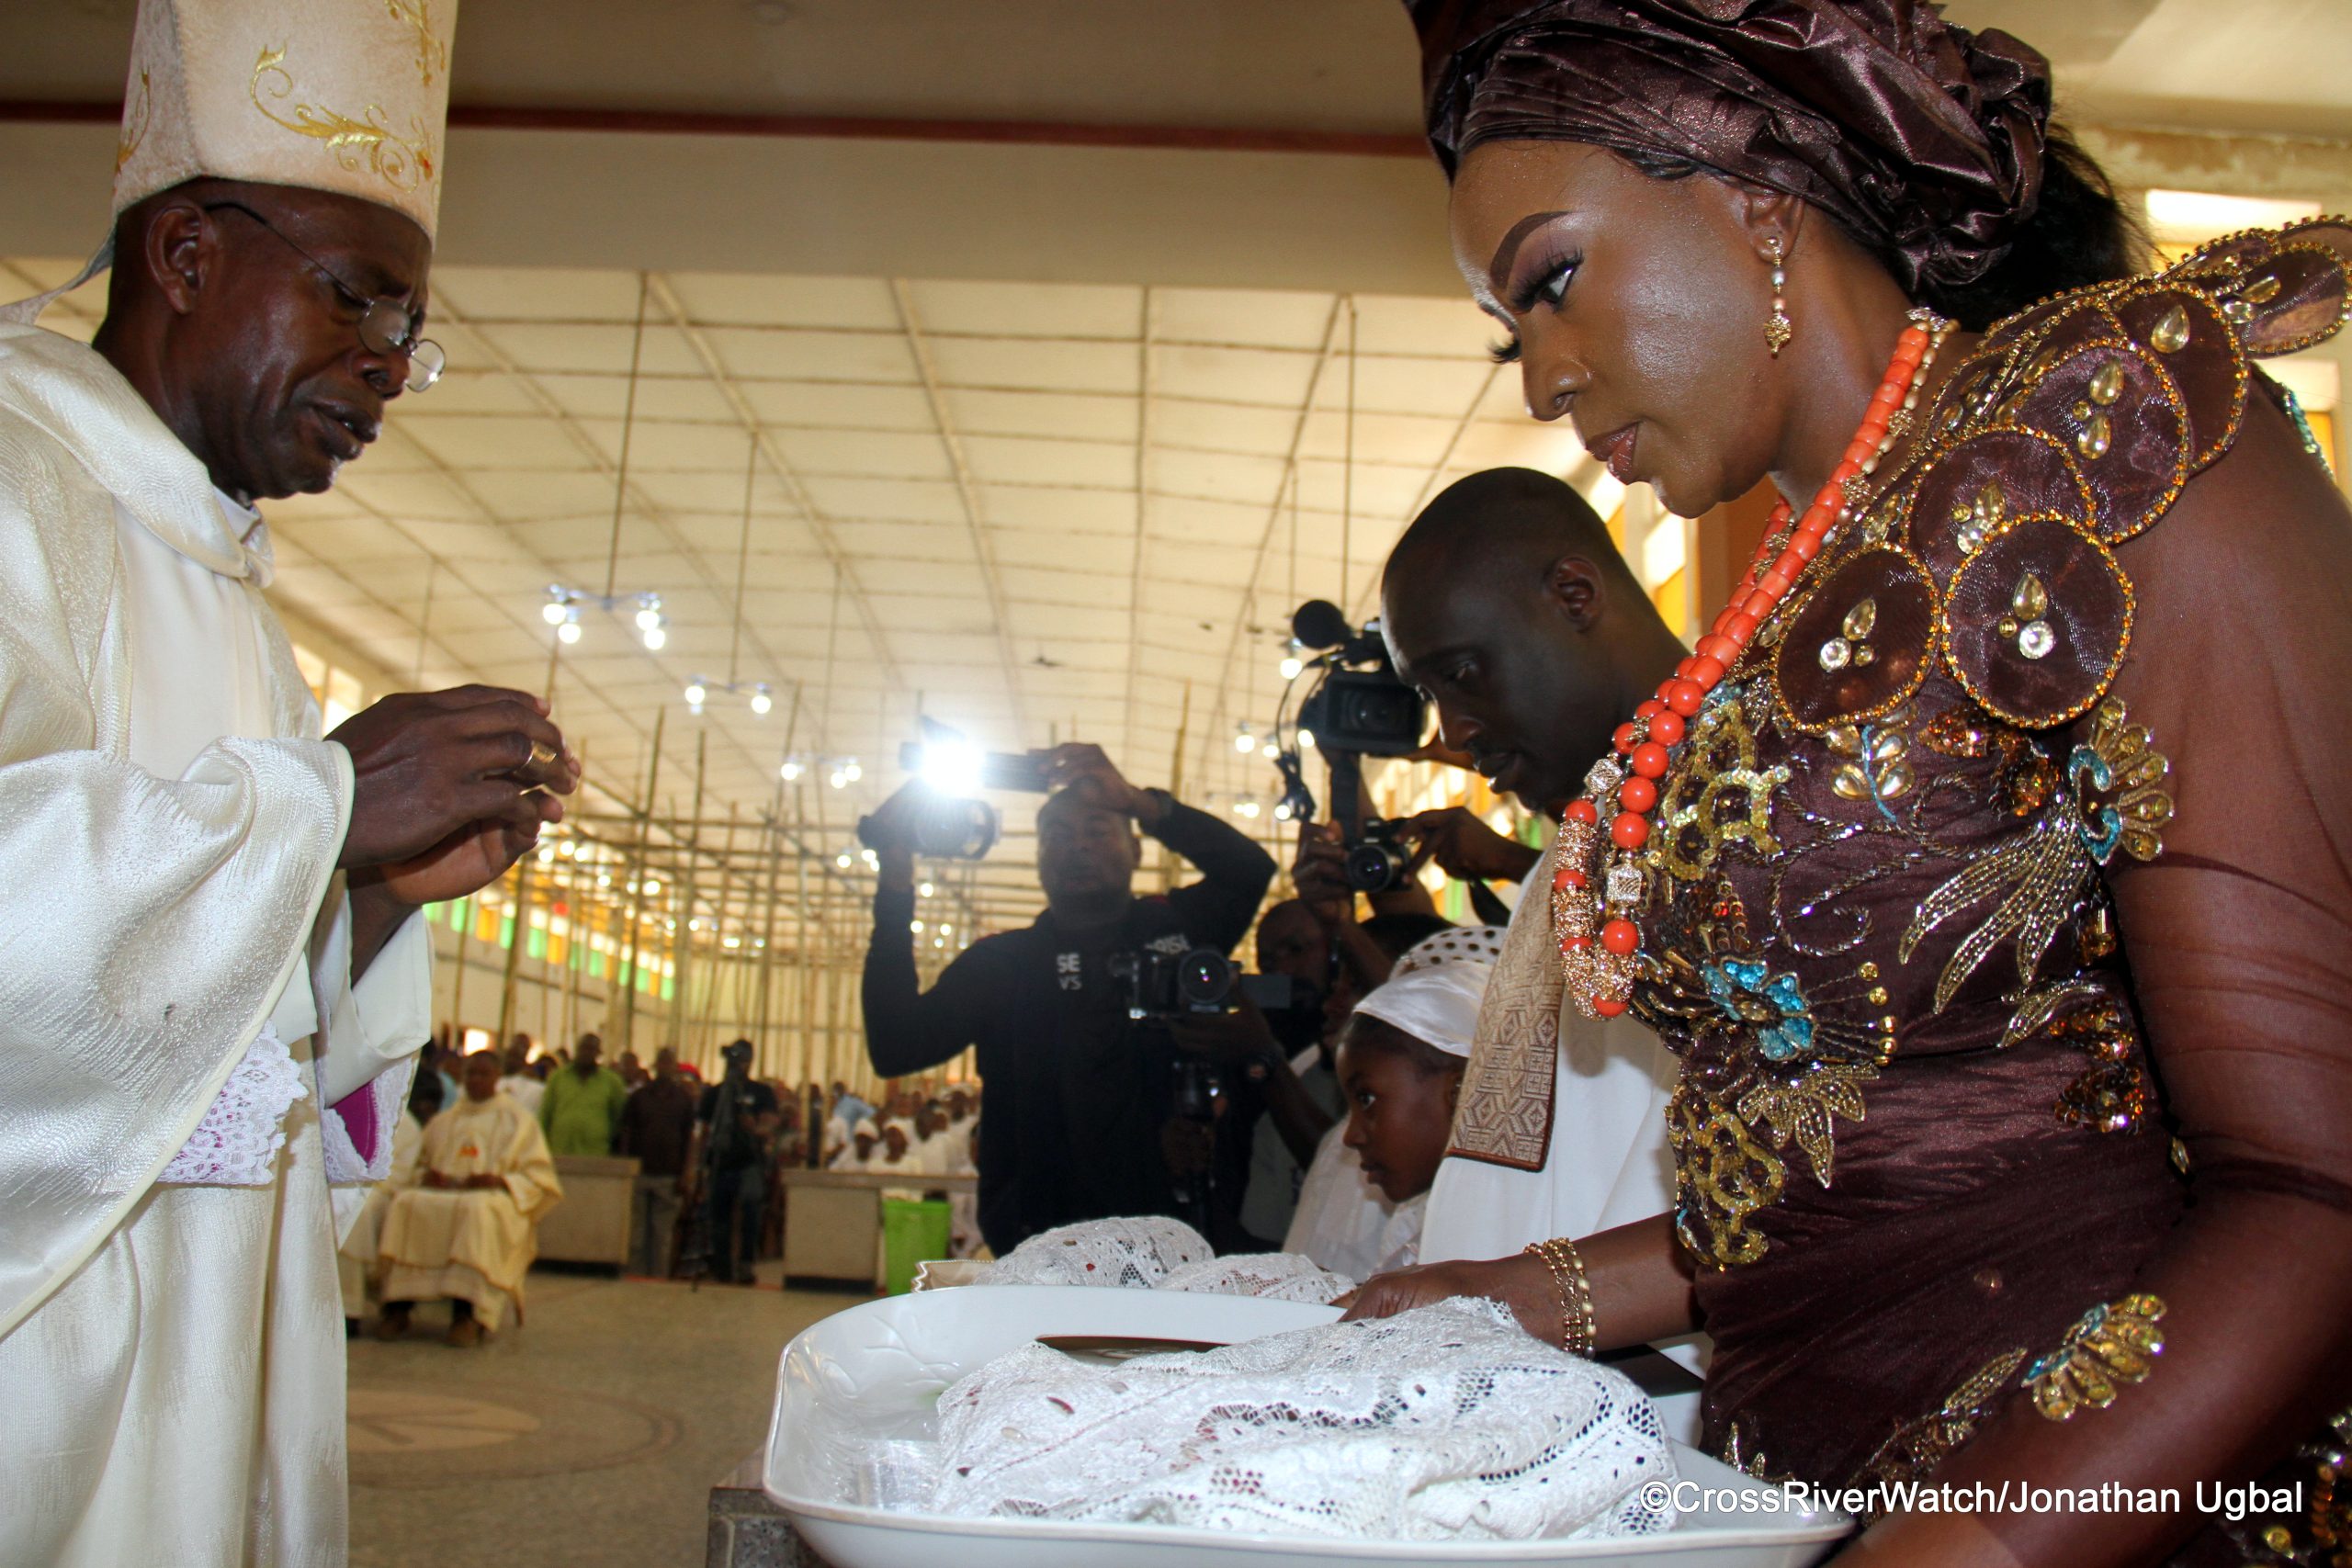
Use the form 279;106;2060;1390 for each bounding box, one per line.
330;684;580;887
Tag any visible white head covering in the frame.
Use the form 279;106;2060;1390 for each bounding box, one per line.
3;0;459;328
1351;926;1506;1061
115;0;458;240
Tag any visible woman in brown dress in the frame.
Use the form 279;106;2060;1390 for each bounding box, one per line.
1343;4;2352;1563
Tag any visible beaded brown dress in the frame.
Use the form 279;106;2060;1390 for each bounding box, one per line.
1590;220;2352;1561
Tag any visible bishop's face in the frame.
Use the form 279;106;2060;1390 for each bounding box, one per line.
174;185;433;502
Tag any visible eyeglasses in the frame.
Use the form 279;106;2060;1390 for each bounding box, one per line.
202;200;445;393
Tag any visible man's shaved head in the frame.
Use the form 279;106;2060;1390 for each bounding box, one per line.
1381;468;1682;814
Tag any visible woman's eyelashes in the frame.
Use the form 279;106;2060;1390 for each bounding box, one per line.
1487;250;1582;364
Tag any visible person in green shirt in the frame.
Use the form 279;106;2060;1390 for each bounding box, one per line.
539;1032;629;1157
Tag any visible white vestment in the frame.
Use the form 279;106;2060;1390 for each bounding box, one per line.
379;1092;561;1331
338;1109;425;1316
0;323;434;1568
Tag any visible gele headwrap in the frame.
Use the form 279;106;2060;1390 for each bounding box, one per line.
1408;0;2051;292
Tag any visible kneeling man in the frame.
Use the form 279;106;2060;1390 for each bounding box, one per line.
378;1050;562;1346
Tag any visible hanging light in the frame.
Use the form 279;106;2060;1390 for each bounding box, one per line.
1297;728;1317;750
684;678;708;712
1235;799;1261;818
919;881;935;897
541;586;571;626
1279;644;1305;680
780;758;804;782
1261;741;1279;761
828;769;847;790
556;610;582;645
834;851;853;869
644;876;662;896
1273;801;1295;823
842;759;864;783
1235;724;1256;754
910;919;924;934
862;848;879;870
749;682;774;716
641;624;667;651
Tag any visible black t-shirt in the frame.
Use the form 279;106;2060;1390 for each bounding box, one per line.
697;1077;778;1169
861;799;1275;1253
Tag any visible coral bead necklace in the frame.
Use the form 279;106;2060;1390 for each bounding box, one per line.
1555;309;1954;1018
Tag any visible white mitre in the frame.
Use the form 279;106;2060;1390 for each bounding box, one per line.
113;0;458;242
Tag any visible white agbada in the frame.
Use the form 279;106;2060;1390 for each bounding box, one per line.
1421;849;1683;1262
0;323;435;1568
379;1091;561;1331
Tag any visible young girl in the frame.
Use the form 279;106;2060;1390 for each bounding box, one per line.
1337;928;1502;1274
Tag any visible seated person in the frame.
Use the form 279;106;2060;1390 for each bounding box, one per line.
376;1050;563;1347
1335;928;1498;1276
831;1121;879;1170
339;1071;439;1325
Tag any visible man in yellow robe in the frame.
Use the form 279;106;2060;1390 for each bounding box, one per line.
378;1051;562;1346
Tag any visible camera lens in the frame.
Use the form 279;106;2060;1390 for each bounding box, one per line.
1174;949;1237;1010
911;795;1001;860
1344;840;1407;894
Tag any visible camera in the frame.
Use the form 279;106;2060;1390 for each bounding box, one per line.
1290;600;1427;759
1109;946;1299;1021
858;786;1001;860
1343;816;1416;894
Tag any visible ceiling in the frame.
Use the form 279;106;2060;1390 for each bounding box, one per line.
2;254;1591;942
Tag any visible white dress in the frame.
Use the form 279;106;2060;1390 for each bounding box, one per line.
0;322;433;1568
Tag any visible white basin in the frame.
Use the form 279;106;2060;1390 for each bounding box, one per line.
764;1285;1850;1568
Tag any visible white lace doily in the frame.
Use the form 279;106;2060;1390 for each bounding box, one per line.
975;1218;1351;1303
924;1297;1678;1541
157;1026;306;1187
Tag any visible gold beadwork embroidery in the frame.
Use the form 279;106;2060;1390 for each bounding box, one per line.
2025;1293;2166;1421
1654;694;1791;884
249;46;439;194
1669;1084;1785;1269
1900;814;2096;1014
2068;696;2174;864
1735;1060;1874;1187
1854;1348;2030;1495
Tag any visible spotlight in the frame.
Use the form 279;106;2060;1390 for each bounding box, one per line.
910;920;924;934
1236;799;1261;818
828;770;847;790
919;881;935;897
835;852;853;869
780;759;805;782
556;616;582;646
641;625;667;651
1280;654;1304;680
1261;741;1279;761
634;593;663;632
1235;725;1256;754
750;683;774;716
1297;728;1317;750
644;877;662;896
1273;801;1295;822
913;738;985;796
541;589;569;626
842;759;864;783
684;678;708;708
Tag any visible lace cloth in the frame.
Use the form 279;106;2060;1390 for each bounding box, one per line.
156;1026;306;1187
975;1217;1353;1302
924;1297;1678;1541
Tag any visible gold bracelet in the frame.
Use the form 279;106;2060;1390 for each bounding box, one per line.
1521;1236;1596;1356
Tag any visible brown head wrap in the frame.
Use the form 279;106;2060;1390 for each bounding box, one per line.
1409;0;2053;295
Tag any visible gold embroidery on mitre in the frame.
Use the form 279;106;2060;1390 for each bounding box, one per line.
249;45;438;194
381;0;450;86
117;68;152;175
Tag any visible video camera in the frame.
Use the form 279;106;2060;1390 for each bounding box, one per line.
855;718;1053;861
1277;601;1431;879
1108;946;1301;1022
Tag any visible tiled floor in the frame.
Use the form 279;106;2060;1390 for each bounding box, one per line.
348;1264;862;1568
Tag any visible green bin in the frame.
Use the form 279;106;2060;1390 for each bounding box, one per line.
881;1198;953;1295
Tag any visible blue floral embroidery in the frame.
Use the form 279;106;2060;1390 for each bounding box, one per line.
1703;959;1816;1062
2066;742;2125;863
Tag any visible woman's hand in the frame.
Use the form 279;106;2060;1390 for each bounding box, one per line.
1337;1252;1561;1345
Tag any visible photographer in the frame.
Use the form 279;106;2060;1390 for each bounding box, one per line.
860;743;1276;1254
